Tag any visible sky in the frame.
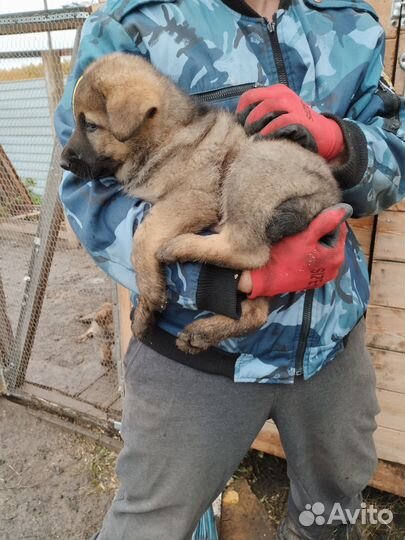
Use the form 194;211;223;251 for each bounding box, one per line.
0;0;93;68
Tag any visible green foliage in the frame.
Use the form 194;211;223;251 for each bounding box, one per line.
23;178;42;206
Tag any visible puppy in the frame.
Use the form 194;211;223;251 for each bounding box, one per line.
61;53;341;354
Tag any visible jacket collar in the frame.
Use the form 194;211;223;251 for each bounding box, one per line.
220;0;291;17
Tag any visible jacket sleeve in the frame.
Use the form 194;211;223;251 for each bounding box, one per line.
55;9;241;317
330;27;405;217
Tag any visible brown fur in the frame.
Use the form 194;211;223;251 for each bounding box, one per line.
61;53;341;353
77;303;115;367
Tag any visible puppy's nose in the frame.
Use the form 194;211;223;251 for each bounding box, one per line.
60;148;79;171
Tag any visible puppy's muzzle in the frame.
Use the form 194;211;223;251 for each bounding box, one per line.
60;147;81;172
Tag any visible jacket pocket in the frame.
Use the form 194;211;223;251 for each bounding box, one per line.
190;82;260;111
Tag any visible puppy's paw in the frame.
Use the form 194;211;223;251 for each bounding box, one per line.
176;322;216;354
149;288;168;313
157;235;195;264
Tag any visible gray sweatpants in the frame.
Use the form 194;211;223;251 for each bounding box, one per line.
96;319;379;540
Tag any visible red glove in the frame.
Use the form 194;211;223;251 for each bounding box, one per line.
248;204;352;299
237;85;345;161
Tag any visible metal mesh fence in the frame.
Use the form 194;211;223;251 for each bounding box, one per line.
0;6;121;415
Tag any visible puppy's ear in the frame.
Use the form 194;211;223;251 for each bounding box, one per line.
105;89;159;142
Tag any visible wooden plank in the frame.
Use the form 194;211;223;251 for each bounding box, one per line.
10;382;111;429
376;389;405;433
0;144;33;216
368;0;399;40
252;421;405;467
78;369;120;410
25;355;106;396
42;50;65;138
371;348;405;393
390;200;405;212
252;421;285;459
348;216;374;256
374;425;405;466
384;38;397;78
374;211;405;262
28;408;123;452
369;261;405;309
252;422;405;495
117;285;132;361
395;29;405;94
109;396;122;417
366;306;405;354
370;460;405;497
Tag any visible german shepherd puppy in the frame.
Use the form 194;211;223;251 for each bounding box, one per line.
61;53;341;354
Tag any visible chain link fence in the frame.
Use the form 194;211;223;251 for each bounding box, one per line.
0;6;121;416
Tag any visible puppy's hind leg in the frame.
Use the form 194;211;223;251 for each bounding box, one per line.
177;297;270;354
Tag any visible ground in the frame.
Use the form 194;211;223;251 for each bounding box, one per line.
1;398;405;540
1;238;116;395
1;237;405;540
0;399;117;540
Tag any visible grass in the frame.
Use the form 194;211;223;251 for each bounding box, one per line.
73;436;118;495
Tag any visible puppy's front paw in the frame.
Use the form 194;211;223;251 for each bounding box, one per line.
148;288;168;313
157;235;195;264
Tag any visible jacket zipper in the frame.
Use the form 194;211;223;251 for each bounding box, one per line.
267;13;312;378
295;289;314;377
265;15;289;86
191;82;260;103
195;20;310;378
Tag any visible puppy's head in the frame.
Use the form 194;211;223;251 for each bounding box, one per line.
60;53;167;180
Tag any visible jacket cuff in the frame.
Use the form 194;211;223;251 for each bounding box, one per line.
196;265;243;319
323;114;369;190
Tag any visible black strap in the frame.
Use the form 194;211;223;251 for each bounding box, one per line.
130;309;238;378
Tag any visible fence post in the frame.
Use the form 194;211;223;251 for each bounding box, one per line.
0;272;13;367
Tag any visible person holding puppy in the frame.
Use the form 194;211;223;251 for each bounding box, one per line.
55;1;405;539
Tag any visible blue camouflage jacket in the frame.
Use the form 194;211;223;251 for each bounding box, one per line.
55;0;405;384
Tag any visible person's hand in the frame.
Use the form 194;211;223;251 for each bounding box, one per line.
238;204;352;298
236;85;345;161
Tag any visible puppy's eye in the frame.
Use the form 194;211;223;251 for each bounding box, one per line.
85;121;99;133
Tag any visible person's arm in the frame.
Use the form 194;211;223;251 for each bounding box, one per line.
237;28;405;218
56;9;240;317
236;24;405;297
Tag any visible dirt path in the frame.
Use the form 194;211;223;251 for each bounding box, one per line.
1;398;405;540
0;398;117;540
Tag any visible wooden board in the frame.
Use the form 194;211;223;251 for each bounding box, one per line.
368;0;400;40
367;307;405;353
77;369;120;410
374;425;405;466
369;261;405;309
395;29;405;93
391;200;405;212
0;144;32;216
376;389;405;433
371;348;405;393
348;216;374;257
374;211;405;262
252;421;405;496
117;285;132;359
